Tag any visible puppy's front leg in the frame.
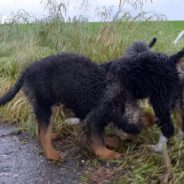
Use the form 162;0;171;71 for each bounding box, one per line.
149;97;174;152
148;133;167;152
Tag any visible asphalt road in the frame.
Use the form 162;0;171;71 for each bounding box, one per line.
0;123;84;184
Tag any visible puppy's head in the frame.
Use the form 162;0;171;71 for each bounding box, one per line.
139;110;158;128
114;109;157;141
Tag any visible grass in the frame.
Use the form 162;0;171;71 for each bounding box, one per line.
0;18;184;183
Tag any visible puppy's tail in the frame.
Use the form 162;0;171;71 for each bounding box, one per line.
170;47;184;64
0;73;25;106
149;37;157;48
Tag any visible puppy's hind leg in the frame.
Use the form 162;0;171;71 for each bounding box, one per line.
85;107;121;160
35;103;64;161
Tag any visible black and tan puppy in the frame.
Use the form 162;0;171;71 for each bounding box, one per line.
0;53;142;161
101;46;184;152
100;38;158;140
123;39;184;143
120;38;184;146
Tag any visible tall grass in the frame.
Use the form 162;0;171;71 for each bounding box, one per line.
0;0;184;183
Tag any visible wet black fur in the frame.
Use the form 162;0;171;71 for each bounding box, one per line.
123;37;157;58
121;37;184;135
0;53;140;145
98;38;157;131
100;47;184;141
121;38;184;135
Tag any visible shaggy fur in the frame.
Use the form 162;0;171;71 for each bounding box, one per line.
100;38;158;139
123;37;157;58
121;38;184;141
0;53;141;160
102;47;184;149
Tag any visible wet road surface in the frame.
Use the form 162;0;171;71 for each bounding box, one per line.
0;123;84;184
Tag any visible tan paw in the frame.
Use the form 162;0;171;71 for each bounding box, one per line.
147;144;164;153
104;150;121;160
93;145;121;160
45;150;65;161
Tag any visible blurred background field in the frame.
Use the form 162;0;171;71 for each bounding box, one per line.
0;0;184;183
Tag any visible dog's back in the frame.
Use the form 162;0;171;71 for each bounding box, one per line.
113;52;179;99
23;53;106;119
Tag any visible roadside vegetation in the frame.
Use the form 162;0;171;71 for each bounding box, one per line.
0;0;184;183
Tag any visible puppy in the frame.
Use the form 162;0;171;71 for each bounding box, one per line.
101;38;158;140
101;46;184;152
0;53;141;160
122;38;184;144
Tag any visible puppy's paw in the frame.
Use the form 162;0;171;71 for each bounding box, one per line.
100;150;121;160
92;144;121;160
147;144;165;153
46;151;65;161
63;118;80;125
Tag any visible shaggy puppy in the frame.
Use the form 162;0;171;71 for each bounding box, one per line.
102;47;184;152
122;38;184;143
0;53;142;161
120;38;184;143
100;38;158;140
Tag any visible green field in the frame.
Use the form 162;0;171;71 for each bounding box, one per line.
0;20;184;183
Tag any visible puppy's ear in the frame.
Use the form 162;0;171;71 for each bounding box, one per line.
139;111;158;128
